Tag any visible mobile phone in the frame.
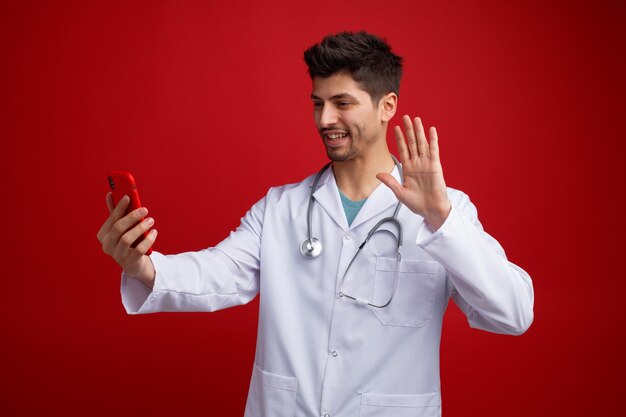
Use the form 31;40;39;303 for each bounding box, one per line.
107;171;153;255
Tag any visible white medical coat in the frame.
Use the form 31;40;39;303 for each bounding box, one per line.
121;165;534;417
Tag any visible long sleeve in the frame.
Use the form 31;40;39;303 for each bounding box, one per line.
415;190;534;335
120;193;267;314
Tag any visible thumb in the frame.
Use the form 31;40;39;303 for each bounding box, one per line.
377;172;405;199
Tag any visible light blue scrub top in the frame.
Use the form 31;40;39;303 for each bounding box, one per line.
338;189;367;226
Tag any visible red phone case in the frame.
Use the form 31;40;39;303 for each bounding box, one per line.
108;171;152;255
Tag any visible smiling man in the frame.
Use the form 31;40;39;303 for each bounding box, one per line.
98;32;534;417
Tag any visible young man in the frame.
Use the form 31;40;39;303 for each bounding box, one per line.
98;32;534;417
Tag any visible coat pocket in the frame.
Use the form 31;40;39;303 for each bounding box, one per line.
372;258;442;327
360;392;440;417
244;364;298;417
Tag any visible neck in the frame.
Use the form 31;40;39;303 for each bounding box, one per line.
332;151;396;201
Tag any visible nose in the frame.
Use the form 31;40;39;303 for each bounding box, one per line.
318;104;339;128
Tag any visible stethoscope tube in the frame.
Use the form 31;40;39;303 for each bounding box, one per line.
300;162;332;258
339;218;403;308
300;155;405;308
300;156;403;258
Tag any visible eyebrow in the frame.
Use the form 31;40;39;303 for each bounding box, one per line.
310;93;359;101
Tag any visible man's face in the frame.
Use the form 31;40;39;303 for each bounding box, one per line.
311;72;384;162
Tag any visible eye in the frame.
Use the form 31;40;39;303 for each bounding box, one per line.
312;101;323;109
337;101;351;108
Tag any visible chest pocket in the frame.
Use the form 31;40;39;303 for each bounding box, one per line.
372;257;442;328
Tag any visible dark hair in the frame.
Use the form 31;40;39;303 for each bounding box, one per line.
303;31;403;103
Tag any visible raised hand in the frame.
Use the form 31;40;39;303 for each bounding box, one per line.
377;115;451;230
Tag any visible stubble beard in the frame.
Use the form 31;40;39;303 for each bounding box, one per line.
326;140;358;162
322;125;364;162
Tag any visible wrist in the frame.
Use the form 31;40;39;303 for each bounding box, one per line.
424;201;452;231
125;256;156;289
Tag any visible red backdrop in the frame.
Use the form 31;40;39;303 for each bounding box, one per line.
1;0;625;415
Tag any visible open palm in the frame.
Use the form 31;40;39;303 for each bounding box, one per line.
377;115;452;229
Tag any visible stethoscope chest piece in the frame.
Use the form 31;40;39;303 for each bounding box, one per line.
300;238;323;258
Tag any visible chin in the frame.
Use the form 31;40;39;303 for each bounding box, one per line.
326;149;356;162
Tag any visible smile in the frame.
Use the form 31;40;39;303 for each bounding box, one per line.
326;133;349;139
323;132;350;149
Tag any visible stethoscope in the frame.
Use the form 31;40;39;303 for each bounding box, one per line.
300;155;404;308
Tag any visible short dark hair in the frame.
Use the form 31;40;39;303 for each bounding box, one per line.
303;31;403;103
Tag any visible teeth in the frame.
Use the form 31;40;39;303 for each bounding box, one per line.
327;133;348;139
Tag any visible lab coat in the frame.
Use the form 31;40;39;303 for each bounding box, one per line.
121;165;534;417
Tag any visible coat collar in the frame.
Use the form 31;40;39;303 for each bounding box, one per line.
311;163;402;232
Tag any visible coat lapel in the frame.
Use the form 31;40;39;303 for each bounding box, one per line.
312;164;404;232
349;165;402;230
312;165;349;232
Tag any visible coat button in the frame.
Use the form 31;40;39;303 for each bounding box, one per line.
343;235;350;241
331;351;338;357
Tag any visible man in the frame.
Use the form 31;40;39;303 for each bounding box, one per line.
98;32;534;417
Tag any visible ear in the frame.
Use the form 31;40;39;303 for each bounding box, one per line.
379;92;398;123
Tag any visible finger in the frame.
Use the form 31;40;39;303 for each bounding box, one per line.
106;192;114;213
133;229;158;256
376;172;407;200
97;194;130;243
403;115;418;158
111;206;149;241
117;217;155;252
429;126;440;161
108;195;131;226
394;125;410;162
413;117;430;158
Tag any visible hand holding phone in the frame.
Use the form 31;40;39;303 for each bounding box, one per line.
97;171;157;288
107;171;153;255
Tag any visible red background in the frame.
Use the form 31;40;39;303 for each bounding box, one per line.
1;0;625;415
